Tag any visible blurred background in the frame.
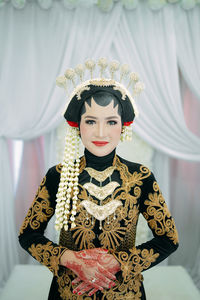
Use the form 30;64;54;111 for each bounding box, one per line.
0;0;200;298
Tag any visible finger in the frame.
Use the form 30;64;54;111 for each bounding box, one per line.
72;277;82;286
95;272;116;289
88;279;104;292
97;265;116;281
76;285;94;296
75;281;90;292
88;288;99;296
73;282;92;295
87;275;110;291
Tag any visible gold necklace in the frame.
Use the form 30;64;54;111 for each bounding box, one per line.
84;166;116;182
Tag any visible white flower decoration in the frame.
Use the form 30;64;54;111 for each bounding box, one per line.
56;76;67;88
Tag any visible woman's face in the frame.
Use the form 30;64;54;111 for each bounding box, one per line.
80;98;122;157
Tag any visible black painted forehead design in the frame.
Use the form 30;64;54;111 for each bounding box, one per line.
64;85;135;124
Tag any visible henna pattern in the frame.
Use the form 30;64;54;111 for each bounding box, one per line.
63;249;119;295
97;253;121;274
75;248;108;260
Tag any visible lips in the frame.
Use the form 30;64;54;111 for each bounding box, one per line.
92;141;109;146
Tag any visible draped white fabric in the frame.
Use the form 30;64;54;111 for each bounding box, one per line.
0;139;19;288
0;1;124;285
113;3;200;160
169;79;200;289
0;1;200;291
175;6;200;101
1;0;200;11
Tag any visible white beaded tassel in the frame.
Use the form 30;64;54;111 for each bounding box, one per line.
70;132;80;228
55;125;80;231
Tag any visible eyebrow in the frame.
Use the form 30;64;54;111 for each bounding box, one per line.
84;116;120;120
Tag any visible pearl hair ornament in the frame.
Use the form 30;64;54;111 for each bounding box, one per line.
55;125;80;231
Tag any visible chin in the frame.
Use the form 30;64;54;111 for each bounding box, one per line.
89;144;114;157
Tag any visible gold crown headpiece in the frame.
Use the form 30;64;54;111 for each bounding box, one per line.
56;57;145;119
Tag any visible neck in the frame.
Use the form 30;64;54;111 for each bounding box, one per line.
84;148;116;170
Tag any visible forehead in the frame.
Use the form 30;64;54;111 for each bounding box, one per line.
83;98;120;117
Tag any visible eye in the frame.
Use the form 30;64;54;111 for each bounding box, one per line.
107;120;118;125
85;120;95;125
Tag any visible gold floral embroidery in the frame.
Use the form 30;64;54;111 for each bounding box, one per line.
114;162;151;192
57;270;76;300
102;273;143;299
108;276;143;299
99;213;126;249
143;181;179;245
19;177;53;234
71;206;96;249
29;241;65;276
56;163;62;173
114;248;159;282
116;207;139;252
85;166;116;182
79;156;86;173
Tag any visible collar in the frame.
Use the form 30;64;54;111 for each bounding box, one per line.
83;148;116;171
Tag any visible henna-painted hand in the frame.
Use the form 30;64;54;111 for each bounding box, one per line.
72;281;99;296
60;248;107;267
97;253;121;274
61;249;117;294
71;251;121;296
75;248;108;260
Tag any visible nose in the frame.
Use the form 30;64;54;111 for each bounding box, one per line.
96;122;106;138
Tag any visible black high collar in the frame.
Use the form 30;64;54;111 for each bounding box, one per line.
84;148;116;171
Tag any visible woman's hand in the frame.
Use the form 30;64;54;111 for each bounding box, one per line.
60;249;118;295
71;250;121;296
97;252;121;274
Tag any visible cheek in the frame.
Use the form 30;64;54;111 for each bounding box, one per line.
80;123;91;141
112;125;122;137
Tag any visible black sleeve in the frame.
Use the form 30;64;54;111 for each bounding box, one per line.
111;170;179;281
18;165;67;276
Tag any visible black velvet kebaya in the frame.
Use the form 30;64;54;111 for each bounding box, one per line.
19;149;179;299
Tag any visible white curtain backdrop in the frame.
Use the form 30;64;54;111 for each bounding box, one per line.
174;6;200;101
113;3;200;160
14;138;46;265
169;78;200;289
0;139;19;287
0;1;200;291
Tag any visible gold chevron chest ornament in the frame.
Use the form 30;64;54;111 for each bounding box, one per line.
82;182;120;201
80;164;122;227
84;166;116;181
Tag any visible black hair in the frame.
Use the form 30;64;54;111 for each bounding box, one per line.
79;91;123;122
64;85;135;124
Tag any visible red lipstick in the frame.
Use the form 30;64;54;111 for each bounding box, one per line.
92;141;109;147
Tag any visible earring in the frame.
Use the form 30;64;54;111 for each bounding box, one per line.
120;125;132;142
